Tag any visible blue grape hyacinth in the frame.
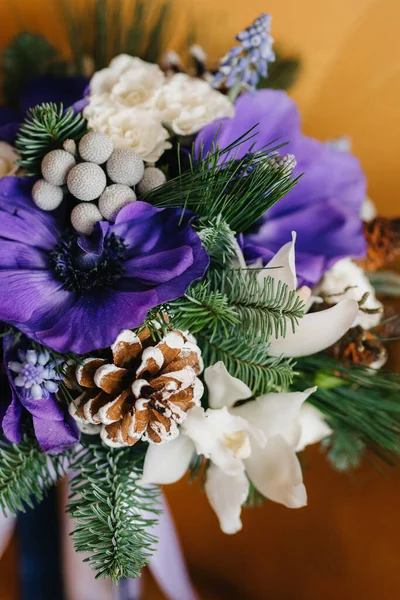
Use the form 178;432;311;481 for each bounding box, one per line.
213;13;275;91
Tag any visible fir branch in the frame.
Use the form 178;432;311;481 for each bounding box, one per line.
68;443;160;583
294;357;400;465
170;282;238;339
2;33;60;107
15;103;88;176
198;330;296;394
207;268;305;342
298;354;400;393
195;216;238;268
0;435;67;516
321;429;365;472
144;132;300;233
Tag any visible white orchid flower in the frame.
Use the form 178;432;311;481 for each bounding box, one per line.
253;232;359;357
141;362;331;535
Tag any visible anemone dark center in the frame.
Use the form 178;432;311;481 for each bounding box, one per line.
49;232;127;293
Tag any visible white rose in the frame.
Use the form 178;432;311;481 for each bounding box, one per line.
153;73;235;136
0;142;18;177
315;258;383;330
84;104;171;162
89;55;165;107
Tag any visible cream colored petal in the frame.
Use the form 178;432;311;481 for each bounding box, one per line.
204;361;252;409
258;231;297;290
205;463;249;535
245;434;307;508
141;434;195;485
232;388;317;441
268;298;359;357
291;404;332;452
182;406;248;476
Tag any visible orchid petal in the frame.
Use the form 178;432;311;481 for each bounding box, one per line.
268;298;359;357
258;232;297;290
141;434;195;485
204;362;252;410
182;406;248;476
244;434;307;508
287;404;333;453
205;463;249;534
232;388;317;441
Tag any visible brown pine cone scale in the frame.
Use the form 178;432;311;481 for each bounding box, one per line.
69;328;204;447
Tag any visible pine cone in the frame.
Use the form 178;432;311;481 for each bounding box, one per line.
357;217;400;271
69;328;204;447
328;325;387;369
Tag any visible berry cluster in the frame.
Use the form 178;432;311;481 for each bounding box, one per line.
32;132;166;235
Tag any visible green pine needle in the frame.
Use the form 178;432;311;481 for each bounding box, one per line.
195;216;238;268
144;131;300;233
295;355;400;466
0;434;68;516
68;443;160;583
170;282;239;339
198;331;296;394
321;429;365;472
207;268;305;342
15;102;88;176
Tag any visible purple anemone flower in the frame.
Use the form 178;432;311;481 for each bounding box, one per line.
195;89;367;287
2;335;80;454
0;177;208;354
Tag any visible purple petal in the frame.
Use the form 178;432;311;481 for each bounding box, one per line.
36;289;158;354
19;393;64;422
124;247;195;284
194;89;300;160
33;413;80;455
77;221;109;255
0;270;72;327
2;392;23;443
0;239;48;269
0;177;61;250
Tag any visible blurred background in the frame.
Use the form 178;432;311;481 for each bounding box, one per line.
0;0;400;598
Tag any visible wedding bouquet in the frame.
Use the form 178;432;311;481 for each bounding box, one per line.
1;6;400;584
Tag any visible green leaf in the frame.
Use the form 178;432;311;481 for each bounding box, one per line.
68;442;160;583
0;434;67;516
2;33;60;107
15;102;87;176
198;330;296;394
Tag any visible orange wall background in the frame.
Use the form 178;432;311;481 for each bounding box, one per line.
0;1;400;599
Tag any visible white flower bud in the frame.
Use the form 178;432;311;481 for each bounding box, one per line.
137;167;166;195
41;149;76;186
106;149;144;186
99;184;136;222
71;202;103;235
32;179;64;211
79;131;114;164
67;162;107;201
